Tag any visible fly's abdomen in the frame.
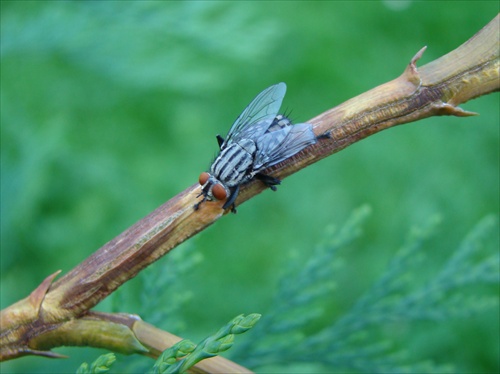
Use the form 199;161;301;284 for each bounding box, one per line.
211;139;256;187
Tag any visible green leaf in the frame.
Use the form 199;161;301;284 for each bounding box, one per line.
152;313;261;374
231;212;499;373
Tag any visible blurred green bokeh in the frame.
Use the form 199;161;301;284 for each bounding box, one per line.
1;1;498;373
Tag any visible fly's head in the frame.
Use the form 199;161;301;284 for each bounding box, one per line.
194;172;229;210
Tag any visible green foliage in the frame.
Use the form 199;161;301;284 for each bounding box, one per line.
75;314;260;374
85;211;498;374
76;353;116;374
229;209;499;373
140;243;203;332
151;313;261;374
109;242;202;334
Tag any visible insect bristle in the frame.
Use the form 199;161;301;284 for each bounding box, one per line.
281;108;294;121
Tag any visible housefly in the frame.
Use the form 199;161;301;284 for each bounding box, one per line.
194;82;319;213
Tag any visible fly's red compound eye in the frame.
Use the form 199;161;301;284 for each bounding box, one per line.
212;183;227;201
199;172;210;186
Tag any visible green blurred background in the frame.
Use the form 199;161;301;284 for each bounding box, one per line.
1;1;498;373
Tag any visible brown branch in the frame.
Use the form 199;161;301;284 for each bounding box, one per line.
1;14;498;372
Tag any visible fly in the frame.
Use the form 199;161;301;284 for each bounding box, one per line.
194;82;320;213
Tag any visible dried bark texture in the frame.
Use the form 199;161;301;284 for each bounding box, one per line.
1;14;498;373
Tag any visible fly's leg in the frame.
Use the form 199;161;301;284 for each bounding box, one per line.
255;173;281;192
216;135;225;149
193;195;207;211
193;186;209;211
317;132;332;140
223;185;240;213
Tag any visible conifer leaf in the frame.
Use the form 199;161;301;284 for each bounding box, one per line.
151;313;261;374
76;353;116;374
230;211;498;373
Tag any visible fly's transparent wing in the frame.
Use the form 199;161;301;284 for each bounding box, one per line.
222;83;286;148
253;123;317;170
